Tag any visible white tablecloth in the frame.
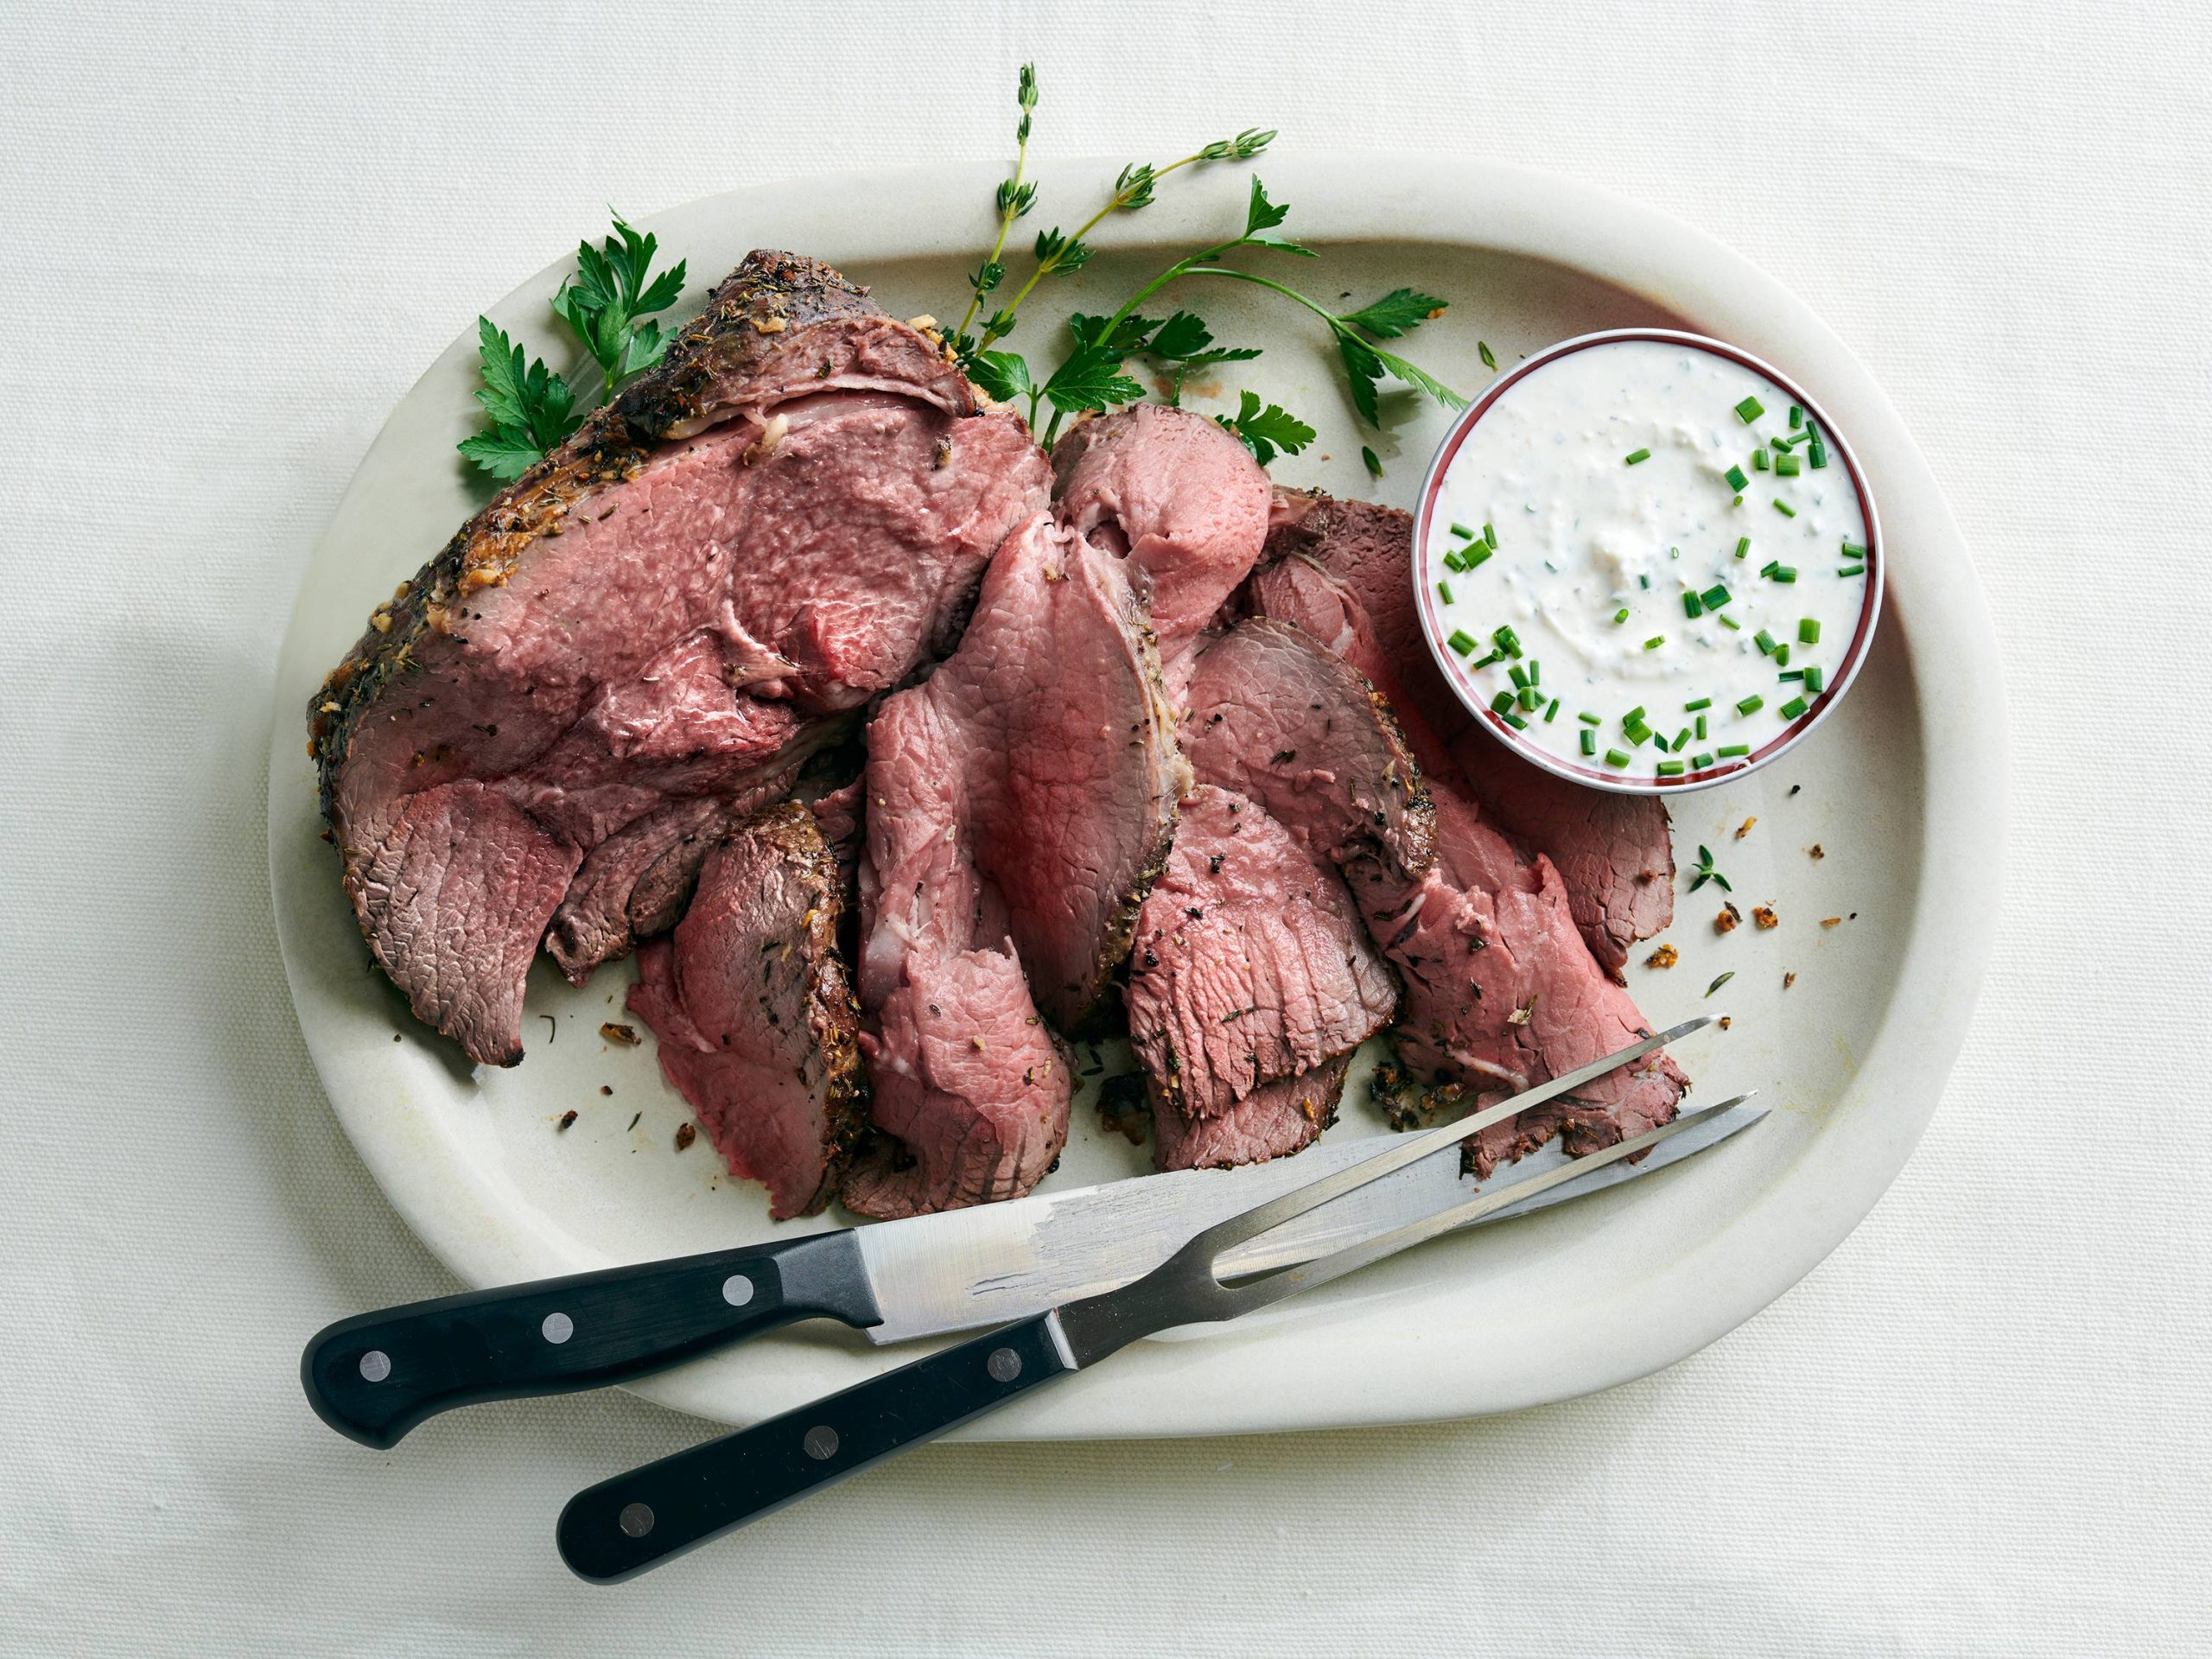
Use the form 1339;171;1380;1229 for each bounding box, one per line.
3;2;2205;1652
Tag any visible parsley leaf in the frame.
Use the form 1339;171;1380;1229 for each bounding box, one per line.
1339;287;1447;340
1040;348;1147;415
460;317;581;482
967;350;1033;404
1215;391;1315;467
1336;333;1386;426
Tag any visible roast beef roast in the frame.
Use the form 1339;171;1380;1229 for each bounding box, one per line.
308;251;1048;1065
1124;785;1396;1168
1185;615;1685;1176
842;513;1184;1217
1052;404;1273;672
626;804;867;1218
1255;492;1674;977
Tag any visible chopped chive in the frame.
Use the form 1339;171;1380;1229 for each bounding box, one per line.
1436;580;1455;605
1442;550;1465;573
1580;728;1598;756
1484;523;1498;548
1751;449;1770;473
1682;696;1711;712
1643;635;1665;651
1770;436;1791;454
1779;669;1803;682
1669;545;1681;560
1808;441;1828;468
1775;454;1802;477
1772;565;1798;582
1623;704;1647;726
1734;536;1751;559
1579;710;1602;726
1624;448;1652;467
1471;651;1503;670
1626;725;1651;748
1465;546;1494;569
1449;522;1473;539
1491;690;1515;715
1772;499;1796;518
1695;712;1708;740
1448;629;1478;656
1493;625;1522;657
1517;686;1542;711
1502;711;1529;730
1736;694;1764;716
1725;464;1750;492
1613;607;1630;625
1700;583;1732;609
1760;560;1780;578
1605;747;1631;768
1789;404;1802;429
1718;743;1751;758
1656;760;1685;777
1755;628;1778;655
1780;696;1809;719
1510;663;1529;689
1803;665;1824;694
1682;591;1705;619
1692;752;1715;769
1799;618;1821;644
1672;727;1692;751
1774;643;1790;666
1735;396;1764;423
1838;563;1865;577
1544;697;1560;723
1719;614;1742;630
1841;540;1868;557
1529;658;1541;685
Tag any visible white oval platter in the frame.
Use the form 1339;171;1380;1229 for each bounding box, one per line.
269;156;2003;1440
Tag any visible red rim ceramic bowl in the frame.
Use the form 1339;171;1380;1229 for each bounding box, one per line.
1414;328;1885;795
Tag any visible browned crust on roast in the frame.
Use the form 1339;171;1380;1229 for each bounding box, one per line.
750;802;873;1214
305;251;969;822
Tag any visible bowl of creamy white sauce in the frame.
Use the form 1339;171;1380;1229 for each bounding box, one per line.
1414;330;1882;792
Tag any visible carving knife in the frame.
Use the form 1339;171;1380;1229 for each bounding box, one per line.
303;1019;1711;1447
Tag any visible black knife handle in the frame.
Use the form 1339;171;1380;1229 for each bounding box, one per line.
557;1312;1074;1582
301;1231;880;1449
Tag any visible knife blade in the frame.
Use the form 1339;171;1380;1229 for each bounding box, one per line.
302;1020;1701;1446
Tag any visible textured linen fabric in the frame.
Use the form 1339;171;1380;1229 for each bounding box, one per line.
2;2;2207;1653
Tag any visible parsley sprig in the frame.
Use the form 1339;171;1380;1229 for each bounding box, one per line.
550;216;688;405
457;319;582;481
950;68;1462;453
459;212;687;482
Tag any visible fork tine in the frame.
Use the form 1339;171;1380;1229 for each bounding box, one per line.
1177;1018;1706;1270
1213;1095;1760;1319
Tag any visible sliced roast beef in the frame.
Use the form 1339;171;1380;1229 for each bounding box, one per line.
842;513;1182;1217
1152;1053;1350;1171
1125;785;1395;1154
1255;491;1674;976
308;251;1049;1063
1180;619;1434;880
1052;404;1272;668
626;804;868;1219
1185;615;1684;1176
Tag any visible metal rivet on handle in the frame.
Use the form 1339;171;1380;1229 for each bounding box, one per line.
358;1350;391;1383
618;1503;655;1538
721;1274;754;1307
803;1425;839;1460
987;1346;1022;1382
542;1312;574;1344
